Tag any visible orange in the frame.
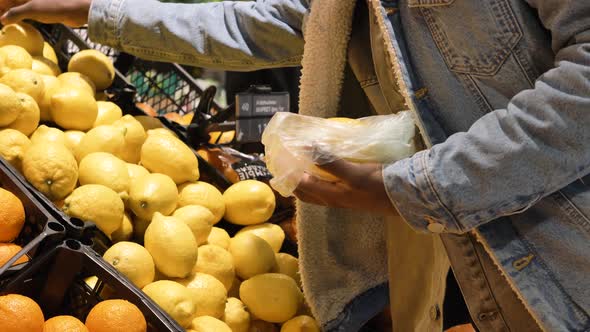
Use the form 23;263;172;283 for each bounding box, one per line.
85;299;147;332
0;187;25;242
0;294;45;332
44;315;89;332
0;243;29;267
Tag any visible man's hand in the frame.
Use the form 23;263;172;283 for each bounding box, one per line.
0;0;92;27
293;158;398;216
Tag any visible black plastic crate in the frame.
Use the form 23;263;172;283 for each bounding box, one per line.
0;239;183;332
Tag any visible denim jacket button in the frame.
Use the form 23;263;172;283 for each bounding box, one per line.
427;222;445;233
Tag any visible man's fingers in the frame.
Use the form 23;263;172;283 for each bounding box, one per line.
1;1;35;25
295;173;349;206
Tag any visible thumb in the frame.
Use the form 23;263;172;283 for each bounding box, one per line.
314;157;360;180
1;2;37;25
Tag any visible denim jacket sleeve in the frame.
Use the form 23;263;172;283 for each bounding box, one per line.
88;0;309;70
383;0;590;234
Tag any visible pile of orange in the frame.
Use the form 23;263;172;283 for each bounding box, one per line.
0;294;147;332
0;187;26;268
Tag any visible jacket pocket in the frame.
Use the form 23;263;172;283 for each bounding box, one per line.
553;178;590;235
407;0;522;76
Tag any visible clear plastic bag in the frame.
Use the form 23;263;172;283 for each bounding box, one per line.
261;111;417;197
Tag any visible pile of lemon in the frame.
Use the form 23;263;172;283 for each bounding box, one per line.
0;22;318;332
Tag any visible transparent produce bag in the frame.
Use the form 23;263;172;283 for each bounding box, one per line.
261;111;417;197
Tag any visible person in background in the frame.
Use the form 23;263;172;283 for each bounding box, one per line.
1;1;588;331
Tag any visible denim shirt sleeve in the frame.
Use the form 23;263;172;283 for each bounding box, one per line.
383;0;590;234
88;0;309;70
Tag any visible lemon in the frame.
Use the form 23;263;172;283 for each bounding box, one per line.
50;86;97;130
134;115;163;131
112;212;134;243
194;244;235;291
30;125;66;146
236;223;285;253
32;56;61;76
0;83;21;126
127;163;149;182
223;180;276;225
38;74;59;122
228;277;241;298
0;22;43;55
0;69;45;104
280;316;320;332
0;45;33;74
140;132;199;184
224;297;250;332
0;129;31;172
177;273;227;319
57;72;96;96
93;101;122;127
95;91;109;101
145;213;199;278
173;205;214;246
178;182;225;224
129;173;178;220
190;316;232;332
103;241;155;288
229;233;276;280
68;49;115;90
74;125;125;161
22;142;78;200
42;42;58;64
63;130;85;153
78;152;130;196
240;273;303;323
63;184;124;236
147;127;178;137
113;115;147;164
132;215;151;244
273;253;301;288
142;280;196;328
250;321;279;332
6;93;39;136
207;227;231;249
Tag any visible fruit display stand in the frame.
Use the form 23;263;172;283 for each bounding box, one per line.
0;239;184;331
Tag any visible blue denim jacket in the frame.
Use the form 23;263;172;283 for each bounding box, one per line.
89;0;590;330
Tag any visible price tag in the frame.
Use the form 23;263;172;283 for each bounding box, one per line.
235;89;289;143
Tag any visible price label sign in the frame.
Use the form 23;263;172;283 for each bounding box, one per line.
235;89;289;143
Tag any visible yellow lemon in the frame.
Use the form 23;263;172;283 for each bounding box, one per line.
57;72;96;96
142;280;196;328
239;273;303;323
178;182;225;224
111;212;134;243
173;205;214;246
30;125;65;146
223;180;276;225
78;152;130;196
0;83;21;126
190;316;232;332
93;101;122;127
140;132;199;184
134;115;163;131
7;93;39;136
177;272;227;319
42;42;58;64
0;69;45;104
32;56;61;76
280;316;320;332
236;223;285;253
0;22;43;55
50;86;97;130
63;130;86;153
74;125;125;161
63;184;124;237
38;74;59;122
249;321;278;332
68;50;115;90
273;253;301;288
193;244;235;291
147;127;177;137
0;129;31;172
223;297;250;332
126;163;149;183
0;45;33;74
207;227;230;249
103;241;155;288
22;142;78;200
129;173;178;220
229;233;276;280
144;212;198;278
113;115;147;164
